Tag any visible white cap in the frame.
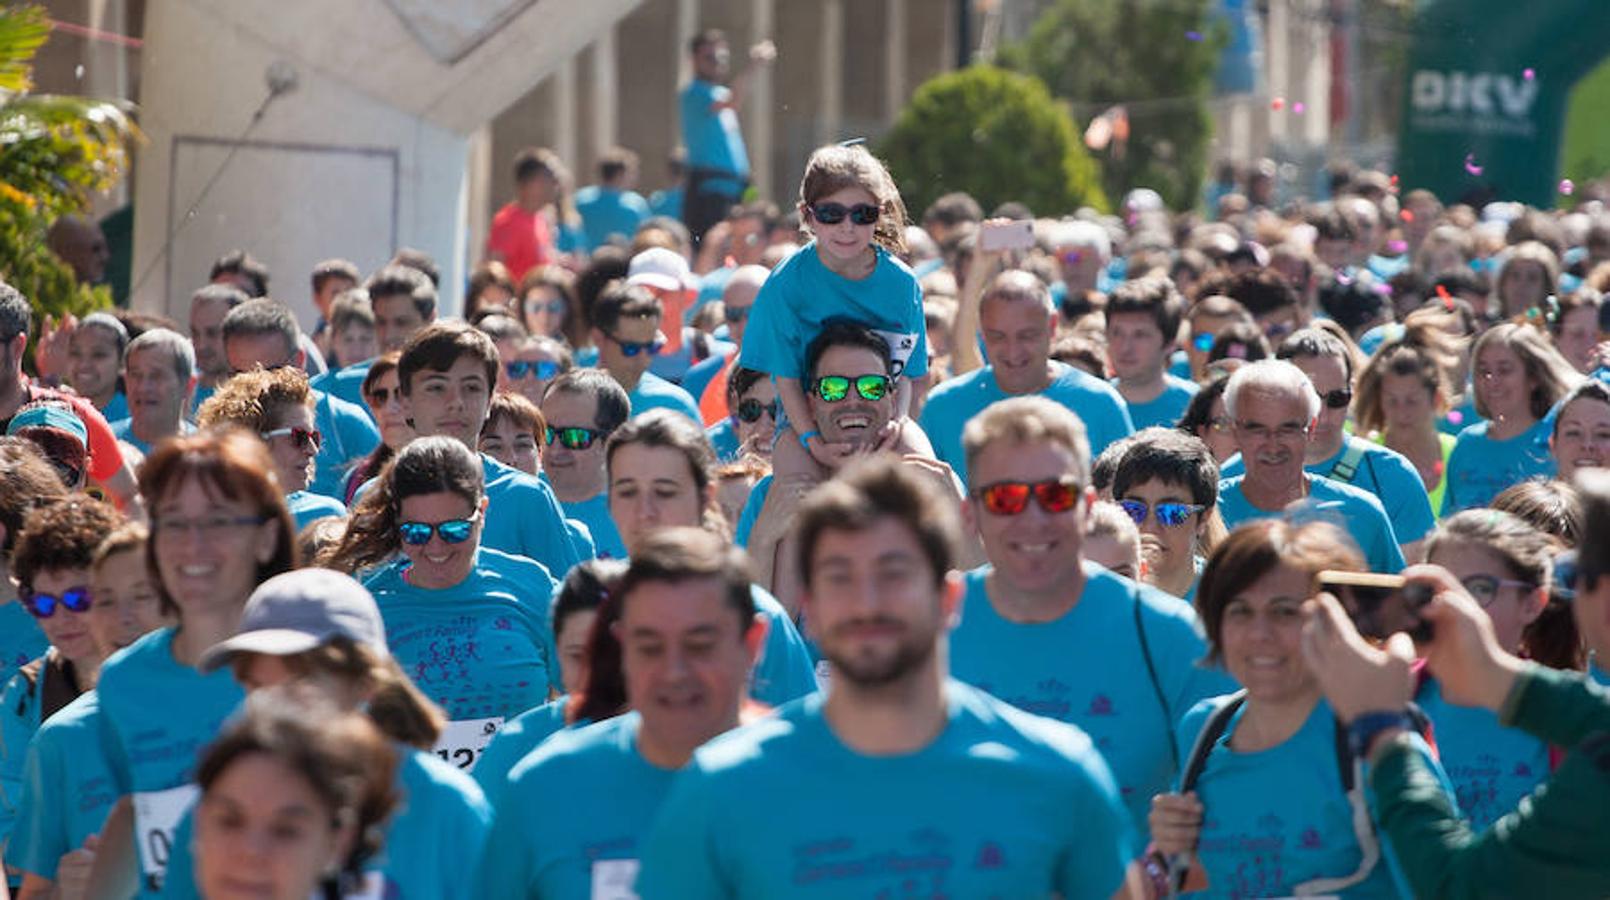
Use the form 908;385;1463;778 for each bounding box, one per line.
627;247;697;293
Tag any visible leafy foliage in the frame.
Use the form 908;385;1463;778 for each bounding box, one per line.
0;4;137;325
997;0;1222;211
878;65;1107;219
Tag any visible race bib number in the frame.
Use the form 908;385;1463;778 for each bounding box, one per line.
133;783;201;887
869;328;920;378
432;716;503;772
591;858;640;900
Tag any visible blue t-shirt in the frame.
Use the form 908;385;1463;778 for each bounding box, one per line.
481;454;587;579
471;696;575;801
739;242;928;382
187;384;214;424
479;713;677;898
680;347;731;404
679;79;749;195
637;681;1135;899
744;584;819;708
102;390;129;424
110;418;197;457
1442;418;1555;514
1218;475;1406;573
309;388;381;500
706;417;741;462
160;746;493;900
95;627;244;895
1116;374;1199;430
733;473;771;548
648;186;683;221
285;489;346;531
574;185;652;251
0;652;80;847
364;547;561;724
627;371;702;422
308;358;372;416
1176;695;1404;898
950;564;1234;840
1219;435;1437;544
0;601;46;688
1416;677;1549;831
558;490;627;560
9;691;118;880
919;363;1134;488
647;331;734;385
1439;395;1480;436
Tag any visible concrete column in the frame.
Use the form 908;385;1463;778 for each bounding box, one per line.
592;26;619;159
819;0;844;143
554;58;579;170
749;0;775;201
677;0;701;149
885;0;907;120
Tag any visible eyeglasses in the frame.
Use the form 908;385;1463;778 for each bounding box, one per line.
1461;573;1535;608
1321;388;1354;410
398;510;481;546
506;360;561;381
545;425;604;450
812;374;892;403
725;305;751;325
810;202;880;226
605;332;665;357
1117;499;1205;528
1235;420;1310;442
366;386;399;405
974;478;1083;516
524;299;566;316
260;426;322;453
154;514;269;539
1190;332;1217;353
736;398;778;423
1263;321;1296;340
21;585;93;618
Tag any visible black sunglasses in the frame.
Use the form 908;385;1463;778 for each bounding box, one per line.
1321;388;1353;410
810;202;880;226
736;398;778;423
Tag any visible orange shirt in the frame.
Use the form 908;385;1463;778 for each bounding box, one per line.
486;202;555;282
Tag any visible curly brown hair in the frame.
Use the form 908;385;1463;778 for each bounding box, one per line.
12;498;124;591
196;366;313;434
0;437;69;554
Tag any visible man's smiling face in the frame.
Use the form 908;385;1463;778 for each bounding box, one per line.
807;344;894;454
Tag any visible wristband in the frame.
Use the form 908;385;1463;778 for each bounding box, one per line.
1346;710;1414;759
799;430;820;450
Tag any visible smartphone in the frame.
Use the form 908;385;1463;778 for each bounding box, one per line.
1316;570;1435;642
979;219;1035;252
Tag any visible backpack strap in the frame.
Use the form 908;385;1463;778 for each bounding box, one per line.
1132;585;1180;772
1179;691;1246;795
1327;441;1369;485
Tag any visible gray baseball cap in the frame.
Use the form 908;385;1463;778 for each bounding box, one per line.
198;569;388;673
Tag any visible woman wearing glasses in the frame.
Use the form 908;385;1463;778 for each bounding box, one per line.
346;352;413;505
92;431;295;895
197;366;346;531
503;335;572;407
706;366;776;462
605;410;817;707
330;436;563;765
517;264;584;348
1109;428;1223;601
1414;509;1578;830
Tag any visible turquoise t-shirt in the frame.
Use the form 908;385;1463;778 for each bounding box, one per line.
1416;677;1549;831
706;417;741;462
1218;474;1406;573
9;691;118;880
479;712;676;898
471;696;575;801
0;600;46;688
186;384;213;424
739;242;929;382
950;563;1235;841
102;390;129;424
679;79;749;193
558;491;627;560
481;454;587;580
110;418;197;456
733;473;772;547
574;185;652;251
309;388;381;500
626;372;702;422
1115;373;1199;430
918;362;1135;488
637;681;1135;899
1442;418;1555;514
95;627;244;895
1175;695;1404;898
308;358;372;415
364;547;561;729
1219;435;1437;544
285;489;346;531
160;745;493;900
744;584;819;708
0;652;84;847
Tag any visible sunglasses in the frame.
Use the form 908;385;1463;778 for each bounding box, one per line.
973;477;1083;516
1191;332;1217;353
367;386;399;405
524;299;566;316
606;332;665;357
260;426;322;453
1321;388;1353;410
506;360;561;380
810;202;880;226
725;305;751;325
812;374;892;403
398;511;481;546
736;398;778;423
21;585;93;618
1117;499;1205;528
545;425;604;450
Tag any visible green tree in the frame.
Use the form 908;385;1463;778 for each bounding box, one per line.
0;4;137;324
997;0;1222;211
878;65;1107;219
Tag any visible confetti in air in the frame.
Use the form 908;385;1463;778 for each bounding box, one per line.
1523;68;1536;81
1271;97;1285;111
1293;101;1306;114
1464;153;1483;176
1560;179;1575;195
1186;30;1203;41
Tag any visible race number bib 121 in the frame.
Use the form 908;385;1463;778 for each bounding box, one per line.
591;858;640;900
432;716;504;772
133;783;201;888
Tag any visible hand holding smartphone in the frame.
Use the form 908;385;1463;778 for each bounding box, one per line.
1315;570;1435;643
978;219;1035;253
